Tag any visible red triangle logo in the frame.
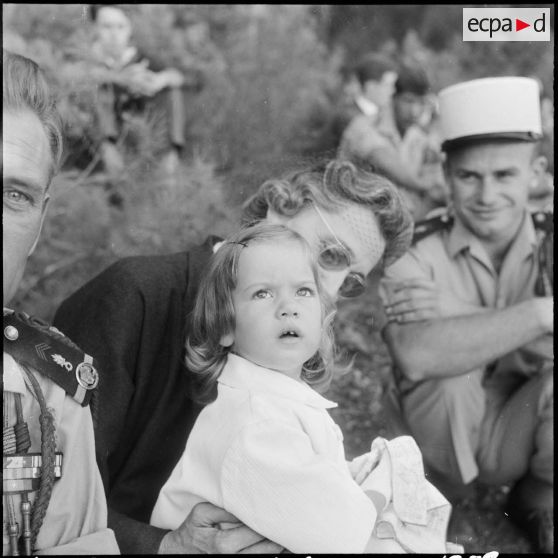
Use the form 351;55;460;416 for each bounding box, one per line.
516;18;530;31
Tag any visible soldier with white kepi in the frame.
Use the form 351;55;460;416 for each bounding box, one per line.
3;49;120;555
378;76;553;553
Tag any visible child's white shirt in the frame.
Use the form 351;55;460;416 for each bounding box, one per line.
150;353;383;553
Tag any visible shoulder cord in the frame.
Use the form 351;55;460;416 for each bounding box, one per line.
19;364;57;553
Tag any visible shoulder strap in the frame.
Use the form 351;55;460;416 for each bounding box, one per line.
3;311;99;406
412;212;454;245
531;211;553;296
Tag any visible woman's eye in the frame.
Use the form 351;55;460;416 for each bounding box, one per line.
296;286;315;297
253;289;272;299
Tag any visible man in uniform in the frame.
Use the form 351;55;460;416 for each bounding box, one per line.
339;63;447;220
379;76;553;553
3;49;120;555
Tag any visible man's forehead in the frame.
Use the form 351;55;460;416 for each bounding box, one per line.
3;110;52;186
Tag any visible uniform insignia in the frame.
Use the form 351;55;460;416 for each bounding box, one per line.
51;353;73;371
35;342;51;361
3;311;99;406
412;211;454;245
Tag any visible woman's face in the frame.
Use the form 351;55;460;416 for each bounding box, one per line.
266;203;385;301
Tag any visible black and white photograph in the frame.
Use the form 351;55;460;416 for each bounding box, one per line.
3;4;554;555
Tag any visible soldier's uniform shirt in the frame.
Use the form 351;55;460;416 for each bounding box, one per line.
3;352;119;555
380;210;553;484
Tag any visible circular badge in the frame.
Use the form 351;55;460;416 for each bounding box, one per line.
76;362;99;390
4;325;19;341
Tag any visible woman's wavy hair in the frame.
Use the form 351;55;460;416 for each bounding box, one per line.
242;159;413;269
186;223;336;405
3;49;63;186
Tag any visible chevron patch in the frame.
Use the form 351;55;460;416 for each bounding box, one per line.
35;342;51;360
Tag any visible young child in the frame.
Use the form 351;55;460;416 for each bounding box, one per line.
150;223;455;553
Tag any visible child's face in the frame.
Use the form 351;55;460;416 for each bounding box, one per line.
228;240;323;380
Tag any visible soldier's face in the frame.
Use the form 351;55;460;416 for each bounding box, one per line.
445;141;544;245
3;110;51;306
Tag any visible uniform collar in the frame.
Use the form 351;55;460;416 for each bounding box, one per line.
3;352;27;395
219;353;337;410
448;210;538;263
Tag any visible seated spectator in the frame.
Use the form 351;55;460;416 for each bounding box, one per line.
339;62;447;220
379;76;553;553
329;53;398;149
86;4;197;175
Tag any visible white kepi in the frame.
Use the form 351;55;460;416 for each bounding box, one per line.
438;76;542;150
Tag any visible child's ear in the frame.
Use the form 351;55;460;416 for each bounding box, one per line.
219;332;234;347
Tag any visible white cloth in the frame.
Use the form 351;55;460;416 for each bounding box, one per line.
151;353;390;554
3;353;119;555
358;436;454;553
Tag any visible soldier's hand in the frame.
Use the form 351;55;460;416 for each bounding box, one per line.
381;278;481;323
158;501;283;554
533;296;554;334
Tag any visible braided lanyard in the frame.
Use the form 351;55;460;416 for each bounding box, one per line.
4;390;32;555
3;366;57;556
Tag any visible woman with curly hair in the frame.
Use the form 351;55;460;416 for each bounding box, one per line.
54;160;413;553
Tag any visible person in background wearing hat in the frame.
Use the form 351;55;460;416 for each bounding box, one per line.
85;4;199;176
3;49;120;555
338;62;447;220
378;76;553;553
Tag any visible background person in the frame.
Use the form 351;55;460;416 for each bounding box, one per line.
3;49;119;556
329;53;398;150
378;76;553;553
339;63;447;220
86;4;195;176
53;160;413;553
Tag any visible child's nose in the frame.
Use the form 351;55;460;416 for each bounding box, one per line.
277;298;299;318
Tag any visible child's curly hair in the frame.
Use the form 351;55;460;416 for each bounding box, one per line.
186;222;336;404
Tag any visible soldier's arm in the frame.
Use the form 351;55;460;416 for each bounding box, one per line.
383;297;553;382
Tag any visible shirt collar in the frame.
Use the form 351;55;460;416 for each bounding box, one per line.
354;95;379;119
3;352;27;395
218;353;337;410
448;210;538;261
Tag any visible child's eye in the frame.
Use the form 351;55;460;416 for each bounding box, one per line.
296;286;315;297
253;289;272;299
